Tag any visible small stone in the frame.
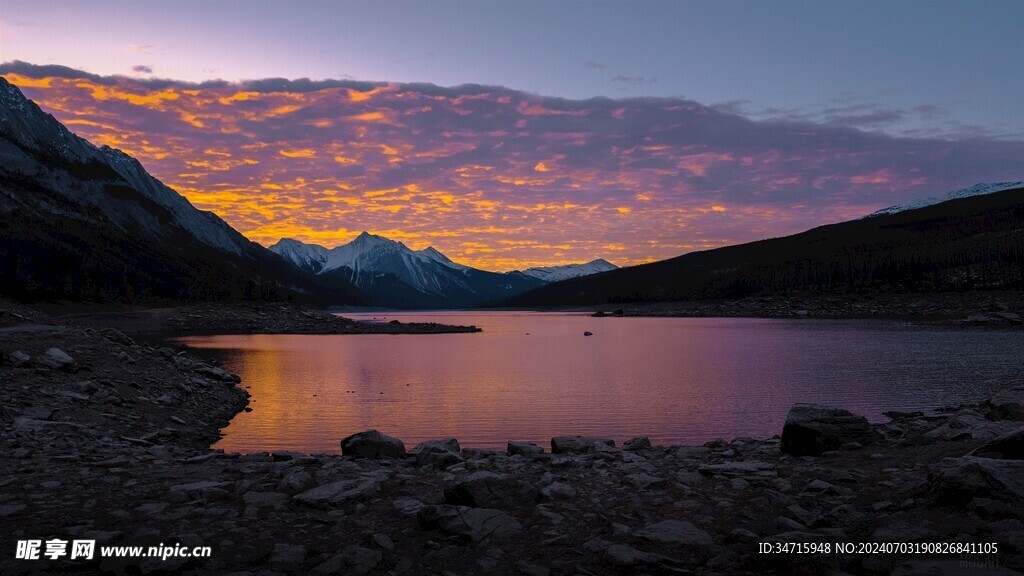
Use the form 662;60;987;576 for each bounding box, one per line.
38;348;77;371
9;351;30;367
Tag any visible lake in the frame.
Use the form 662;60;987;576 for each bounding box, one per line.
175;312;1024;453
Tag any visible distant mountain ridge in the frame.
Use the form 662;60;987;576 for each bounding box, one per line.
269;234;616;308
0;77;364;304
518;259;618;282
499;183;1024;307
865;182;1024;218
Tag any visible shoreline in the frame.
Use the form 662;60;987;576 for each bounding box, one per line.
582;290;1024;325
1;303;1023;574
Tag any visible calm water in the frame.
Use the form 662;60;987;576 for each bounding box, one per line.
175;312;1024;453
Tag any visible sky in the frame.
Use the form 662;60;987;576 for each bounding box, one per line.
1;0;1023;270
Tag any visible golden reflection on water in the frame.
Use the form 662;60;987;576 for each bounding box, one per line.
176;313;1021;453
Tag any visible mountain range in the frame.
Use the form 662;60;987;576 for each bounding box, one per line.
0;78;371;304
269;235;616;308
2;75;1022;310
498;182;1024;307
0;77;613;307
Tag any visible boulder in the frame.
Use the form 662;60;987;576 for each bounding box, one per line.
340;429;406;459
551;435;615;454
417;505;522;544
929;456;1024;505
633;519;714;549
444;471;540;510
507;441;544;456
969;428;1024;460
780;404;873;456
409;438;463;467
293;472;387;507
37;348;77;371
603;544;690;574
623;436;653;451
988;387;1024;421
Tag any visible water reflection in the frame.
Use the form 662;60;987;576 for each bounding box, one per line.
175;313;1024;453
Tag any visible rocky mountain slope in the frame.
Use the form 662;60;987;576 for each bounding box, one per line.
500;184;1024;307
0;77;363;305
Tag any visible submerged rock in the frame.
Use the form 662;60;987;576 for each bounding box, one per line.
340;429;407;459
780;403;873;456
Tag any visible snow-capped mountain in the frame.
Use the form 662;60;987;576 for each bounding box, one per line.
270;235;615;308
519;259;618;282
866;182;1024;218
0;77;362;303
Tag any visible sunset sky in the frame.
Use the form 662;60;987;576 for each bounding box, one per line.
1;0;1023;270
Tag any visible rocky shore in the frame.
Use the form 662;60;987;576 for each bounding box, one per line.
590;290;1024;325
157;304;482;335
2;308;1024;575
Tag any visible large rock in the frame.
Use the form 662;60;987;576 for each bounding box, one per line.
507;441;544;456
602;544;690;574
37;348;77;371
929;456;1024;505
970;428;1024;460
780;404;873;456
444;471;540;510
988;387;1024;421
551;435;615;454
293;472;387;507
633;519;714;549
409;438;463;467
623;436;653;451
417;505;522;544
923;408;1019;442
340;429;406;459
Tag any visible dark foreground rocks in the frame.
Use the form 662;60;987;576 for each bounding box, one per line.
2;304;1023;575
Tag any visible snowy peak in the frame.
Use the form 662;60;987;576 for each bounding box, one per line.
866;182;1024;218
268;238;330;273
269;234;617;305
418;246;469;271
519;259;619;282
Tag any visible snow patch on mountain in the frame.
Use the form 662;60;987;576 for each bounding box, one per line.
865;182;1024;218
